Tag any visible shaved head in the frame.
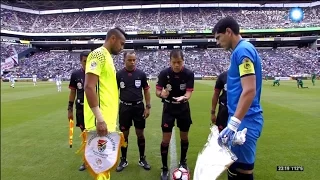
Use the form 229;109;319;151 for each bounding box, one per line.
105;27;126;55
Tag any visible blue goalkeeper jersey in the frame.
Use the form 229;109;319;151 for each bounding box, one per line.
227;39;263;117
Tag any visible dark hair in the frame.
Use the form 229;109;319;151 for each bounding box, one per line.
80;51;90;61
212;16;240;35
123;50;135;59
170;49;184;61
106;27;126;40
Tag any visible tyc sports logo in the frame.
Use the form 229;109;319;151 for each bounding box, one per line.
97;139;107;152
289;7;304;23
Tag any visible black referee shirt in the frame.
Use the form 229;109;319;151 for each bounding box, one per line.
69;68;85;110
215;71;227;105
116;68;149;102
156;67;194;102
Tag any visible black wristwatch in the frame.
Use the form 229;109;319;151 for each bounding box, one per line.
211;110;216;114
146;104;151;109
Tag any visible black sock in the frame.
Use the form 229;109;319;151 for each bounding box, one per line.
137;137;145;157
180;140;189;162
121;137;128;159
160;142;169;168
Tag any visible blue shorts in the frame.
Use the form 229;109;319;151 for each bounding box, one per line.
230;113;264;170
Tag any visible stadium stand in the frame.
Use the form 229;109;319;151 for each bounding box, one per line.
1;7;320;33
1;6;319;79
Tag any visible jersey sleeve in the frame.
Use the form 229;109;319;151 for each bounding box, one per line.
215;73;224;90
85;50;105;76
156;70;167;90
141;72;150;90
69;72;77;90
186;71;195;91
235;47;256;78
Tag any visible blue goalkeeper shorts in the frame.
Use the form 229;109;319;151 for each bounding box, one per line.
230;113;264;170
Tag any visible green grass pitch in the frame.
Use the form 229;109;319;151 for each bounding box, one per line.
1;80;319;180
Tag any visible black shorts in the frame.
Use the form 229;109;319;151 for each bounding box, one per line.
216;103;228;132
76;109;85;129
119;102;145;131
161;102;192;133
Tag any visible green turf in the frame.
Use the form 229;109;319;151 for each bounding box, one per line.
1;80;319;180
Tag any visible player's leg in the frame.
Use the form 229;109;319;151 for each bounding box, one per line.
176;103;192;170
216;104;229;133
229;114;263;180
116;104;132;172
160;103;175;180
76;110;86;171
133;103;151;170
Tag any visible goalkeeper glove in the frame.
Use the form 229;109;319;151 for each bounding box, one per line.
218;116;241;147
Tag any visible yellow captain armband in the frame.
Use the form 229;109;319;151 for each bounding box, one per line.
239;58;255;77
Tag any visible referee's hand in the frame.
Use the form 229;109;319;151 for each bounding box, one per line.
68;110;73;121
96;121;108;136
161;89;169;98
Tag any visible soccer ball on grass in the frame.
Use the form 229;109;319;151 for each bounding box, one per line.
172;167;190;180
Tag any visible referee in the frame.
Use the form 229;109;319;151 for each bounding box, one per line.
155;49;195;180
115;51;151;172
211;71;228;132
83;27;126;180
67;51;89;171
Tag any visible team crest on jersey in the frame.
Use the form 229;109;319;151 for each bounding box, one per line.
135;80;141;88
90;61;97;70
120;82;125;89
97;139;107;152
166;84;172;91
180;83;186;90
77;82;83;89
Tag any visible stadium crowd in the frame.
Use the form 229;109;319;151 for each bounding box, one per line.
2;43;319;79
1;6;320;33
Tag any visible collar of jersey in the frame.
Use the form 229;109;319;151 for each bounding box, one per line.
101;46;112;59
233;39;245;51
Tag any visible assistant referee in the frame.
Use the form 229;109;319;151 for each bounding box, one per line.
83;27;126;180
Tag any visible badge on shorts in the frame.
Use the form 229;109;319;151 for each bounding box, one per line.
135;80;141;88
120;82;125;89
77;82;83;89
180;83;186;90
224;84;227;91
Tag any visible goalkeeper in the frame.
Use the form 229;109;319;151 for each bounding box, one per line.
296;78;308;88
213;17;264;180
272;79;280;86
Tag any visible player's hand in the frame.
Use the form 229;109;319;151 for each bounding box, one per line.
68;110;73;121
173;96;186;102
96;121;108;137
218;116;241;147
143;108;150;119
161;89;169;98
211;114;217;125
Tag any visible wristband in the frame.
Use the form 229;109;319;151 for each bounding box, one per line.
211;110;215;114
68;101;74;111
146;104;151;109
91;106;104;122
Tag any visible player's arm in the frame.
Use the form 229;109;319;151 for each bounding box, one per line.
84;53;104;123
155;71;167;98
234;57;256;121
184;71;195;100
212;74;224;114
142;72;151;106
68;72;77;112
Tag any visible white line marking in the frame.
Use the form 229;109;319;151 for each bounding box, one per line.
169;128;178;180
